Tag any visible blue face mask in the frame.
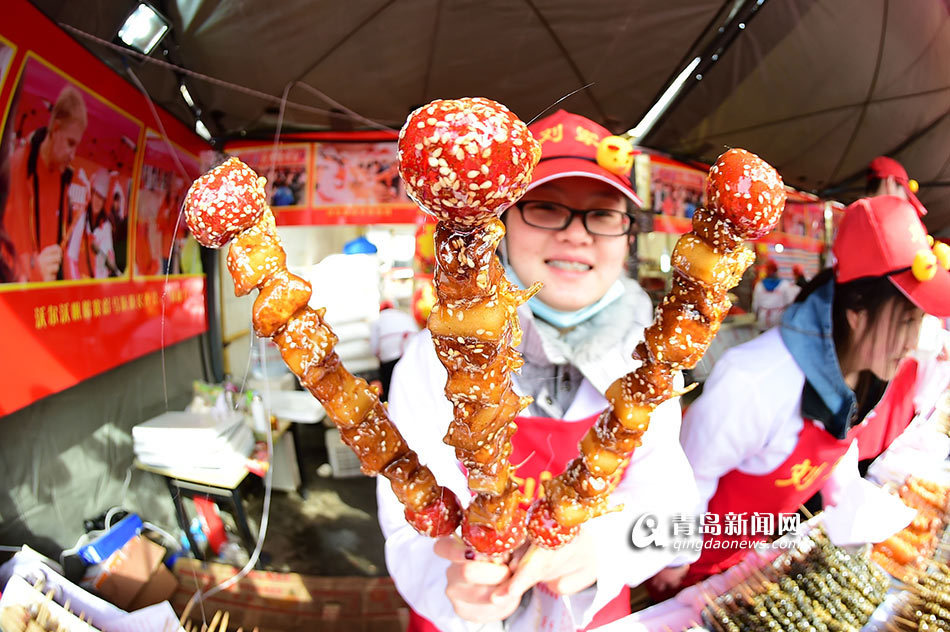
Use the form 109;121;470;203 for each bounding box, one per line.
503;263;625;328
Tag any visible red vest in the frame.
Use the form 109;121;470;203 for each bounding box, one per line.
683;361;918;586
409;412;630;632
853;357;918;461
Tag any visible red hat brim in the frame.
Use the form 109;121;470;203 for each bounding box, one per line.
890;266;950;317
527;156;644;208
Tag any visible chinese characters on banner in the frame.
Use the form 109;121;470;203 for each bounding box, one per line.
0;0;208;415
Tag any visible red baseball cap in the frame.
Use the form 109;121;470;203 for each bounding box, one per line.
526;110;643;207
868;156;927;217
833;195;950;317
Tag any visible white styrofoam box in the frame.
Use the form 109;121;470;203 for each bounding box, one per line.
132;410;254;471
132;410;244;444
134;423;254;470
303;253;380;325
325;428;365;478
246;372;297;395
270;431;301;492
261;390;325;424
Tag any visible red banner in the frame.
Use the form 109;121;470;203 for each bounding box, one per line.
0;0;209;414
0;276;206;415
652;215;693;234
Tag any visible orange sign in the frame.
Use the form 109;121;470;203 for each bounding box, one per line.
0;277;206;415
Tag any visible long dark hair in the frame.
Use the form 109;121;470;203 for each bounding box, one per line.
795;268;917;409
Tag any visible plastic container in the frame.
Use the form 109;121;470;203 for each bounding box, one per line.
325;428;364;478
77;513;143;565
250;394;269;435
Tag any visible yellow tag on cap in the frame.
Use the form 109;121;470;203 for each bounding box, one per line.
912;248;938;282
909;179;919;194
596;135;635;177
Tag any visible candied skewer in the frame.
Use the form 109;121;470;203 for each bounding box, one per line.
528;148;786;546
183;158;462;537
397;97;542;554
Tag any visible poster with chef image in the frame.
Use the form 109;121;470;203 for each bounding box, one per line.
0;54;140;283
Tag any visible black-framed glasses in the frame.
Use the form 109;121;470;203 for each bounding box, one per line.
513;200;634;236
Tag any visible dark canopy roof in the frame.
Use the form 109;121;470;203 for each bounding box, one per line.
34;0;950;235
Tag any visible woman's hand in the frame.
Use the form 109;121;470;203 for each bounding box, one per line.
436;530;600;622
433;536;521;623
494;529;598;601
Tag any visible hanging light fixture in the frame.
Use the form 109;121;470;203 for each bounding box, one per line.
116;2;171;55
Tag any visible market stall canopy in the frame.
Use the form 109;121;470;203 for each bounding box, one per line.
31;0;950;235
646;0;950;237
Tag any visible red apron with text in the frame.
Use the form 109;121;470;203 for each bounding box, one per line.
408;412;630;632
852;357;918;461
681;418;858;587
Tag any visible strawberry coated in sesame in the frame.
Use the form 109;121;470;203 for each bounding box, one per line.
184;157;268;248
397;97;542;224
705;148;786;240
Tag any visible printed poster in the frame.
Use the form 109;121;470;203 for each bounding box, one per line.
0;37;14;89
1;55;140;283
309;141;417;224
651;161;705;219
230;144;310;207
134;133;201;276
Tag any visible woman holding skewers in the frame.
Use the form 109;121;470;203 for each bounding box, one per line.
665;195;950;593
376;109;700;632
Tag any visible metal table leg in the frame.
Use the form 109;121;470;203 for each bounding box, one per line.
167;477;204;561
290;422;307;497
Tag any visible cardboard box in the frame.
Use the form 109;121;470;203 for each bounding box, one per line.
83;535;178;611
171;559;407;632
128;563;179;611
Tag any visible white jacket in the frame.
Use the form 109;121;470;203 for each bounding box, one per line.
681;327;950;549
751;279;799;331
681;328;861;516
377;279;700;631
